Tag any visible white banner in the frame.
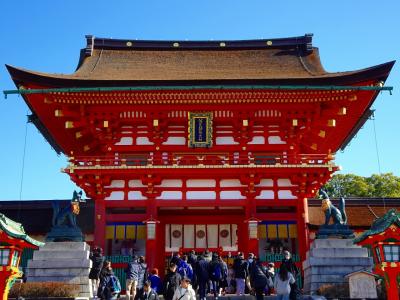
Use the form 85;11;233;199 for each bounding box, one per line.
195;224;207;248
207;224;218;248
183;225;195;248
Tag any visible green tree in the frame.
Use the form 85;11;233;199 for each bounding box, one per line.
324;174;370;197
366;173;400;197
324;173;400;198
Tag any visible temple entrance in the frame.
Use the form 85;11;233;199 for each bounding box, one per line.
105;223;146;256
258;221;299;262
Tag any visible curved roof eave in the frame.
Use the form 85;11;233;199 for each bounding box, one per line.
5;60;396;89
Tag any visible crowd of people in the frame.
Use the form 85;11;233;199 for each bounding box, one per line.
89;247;301;300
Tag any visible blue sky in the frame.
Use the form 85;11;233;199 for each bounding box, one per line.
0;1;399;200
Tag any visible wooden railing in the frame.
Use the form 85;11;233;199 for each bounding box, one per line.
69;153;333;168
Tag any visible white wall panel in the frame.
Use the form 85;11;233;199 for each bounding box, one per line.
278;190;297;199
136;137;154;145
277;179;294;186
220;191;246;200
187;179;216;187
163;137;186;145
128;180;147;188
157;191;182;200
104;180;125;188
268;136;286;144
105;191;124;200
216;137;239;145
256;179;274;187
186;191;216;200
128;191;147;200
248;136;265;144
256;190;274;199
115;137;133;145
220;179;244;187
157;179;183;187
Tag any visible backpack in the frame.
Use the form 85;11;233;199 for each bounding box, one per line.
107;275;121;295
177;265;187;278
211;263;222;280
178;263;193;280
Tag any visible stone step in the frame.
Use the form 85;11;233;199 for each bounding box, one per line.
311;238;357;249
33;250;90;260
307;247;369;258
40;241;89;251
27;258;91;269
26;267;90;277
304;265;370;276
28;276;90;285
303;257;372;269
304;274;347;284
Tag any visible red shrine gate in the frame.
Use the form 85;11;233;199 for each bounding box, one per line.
6;34;394;272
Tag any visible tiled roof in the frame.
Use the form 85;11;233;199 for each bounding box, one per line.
6;34;395;87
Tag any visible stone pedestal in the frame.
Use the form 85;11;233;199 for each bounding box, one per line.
303;239;373;294
26;242;92;298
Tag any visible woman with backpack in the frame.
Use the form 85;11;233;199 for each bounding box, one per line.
273;264;295;300
89;246;104;297
98;261;122;300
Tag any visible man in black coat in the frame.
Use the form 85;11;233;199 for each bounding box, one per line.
195;255;210;300
249;258;272;300
232;252;247;295
208;253;224;299
163;262;181;300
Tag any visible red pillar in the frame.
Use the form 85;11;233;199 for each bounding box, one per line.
237;220;249;255
244;194;259;257
154;221;166;276
94;199;106;251
145;196;158;270
297;197;309;262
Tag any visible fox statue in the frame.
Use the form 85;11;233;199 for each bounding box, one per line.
52;191;83;228
319;189;348;225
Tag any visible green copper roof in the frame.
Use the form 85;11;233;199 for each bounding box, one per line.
0;213;44;247
354;209;400;243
